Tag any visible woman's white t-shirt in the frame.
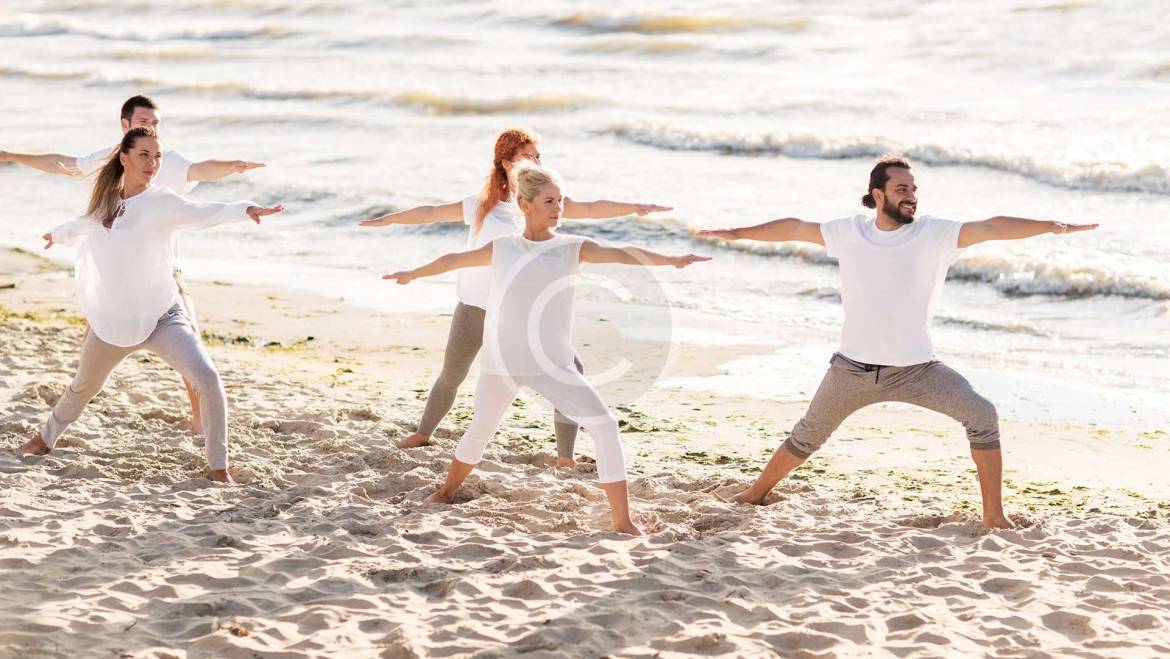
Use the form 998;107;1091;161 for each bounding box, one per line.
50;186;254;347
820;214;964;367
456;194;522;309
481;233;588;376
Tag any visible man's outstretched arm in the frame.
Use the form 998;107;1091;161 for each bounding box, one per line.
0;150;79;176
697;217;825;245
187;159;265;183
958;216;1098;248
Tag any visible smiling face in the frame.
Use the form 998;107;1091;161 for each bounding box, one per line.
874;167;918;225
118;135;162;187
120;106;161;134
518;180;564;233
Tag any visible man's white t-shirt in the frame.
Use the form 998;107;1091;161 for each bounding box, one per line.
820;214;964;367
456;194;523;309
76;146;197;264
481;233;587;376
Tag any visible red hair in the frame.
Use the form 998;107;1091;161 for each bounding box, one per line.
475;128;539;233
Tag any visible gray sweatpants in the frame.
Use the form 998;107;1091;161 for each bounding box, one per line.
416;301;582;459
784;353;1000;459
42;304;230;469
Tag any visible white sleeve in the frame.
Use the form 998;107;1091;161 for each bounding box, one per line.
461;194;478;226
76;146;116;176
565;236;588;272
50;217;91;246
819;217;854;258
154;189;255;232
930;217;965;263
165;150;195;192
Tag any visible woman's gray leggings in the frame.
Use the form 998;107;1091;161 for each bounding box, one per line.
41;304;230;469
416;302;581;459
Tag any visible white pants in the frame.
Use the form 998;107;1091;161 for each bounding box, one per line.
454;369;627;483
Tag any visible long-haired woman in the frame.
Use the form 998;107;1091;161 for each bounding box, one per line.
21;128;284;483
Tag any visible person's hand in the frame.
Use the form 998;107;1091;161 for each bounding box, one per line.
246;204;284;224
696;228;737;240
42;232;54;250
233;161;265;173
636;204;672;216
1053;222;1099;235
382;271;416;285
0;150;12;163
671;254;712;268
359;215;394;227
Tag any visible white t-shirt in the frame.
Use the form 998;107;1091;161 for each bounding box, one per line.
77;146;197;264
481;233;588;376
820;214;964;367
50;186;254;347
455;194;522;309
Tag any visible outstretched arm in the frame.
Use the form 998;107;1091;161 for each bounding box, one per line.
579;240;710;268
187;159;266;183
958;216;1098;248
0;150;79;176
563;197;671;220
697;217;824;245
383;243;493;284
359;201;464;227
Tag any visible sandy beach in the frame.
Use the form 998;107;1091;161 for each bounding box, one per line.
2;245;1168;657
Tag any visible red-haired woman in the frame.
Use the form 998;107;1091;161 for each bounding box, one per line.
360;128;670;461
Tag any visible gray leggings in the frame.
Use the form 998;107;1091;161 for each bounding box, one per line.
42;304;230;469
417;302;582;459
784;353;1000;459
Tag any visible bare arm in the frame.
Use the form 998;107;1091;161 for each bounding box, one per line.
0;150;79;176
563;197;672;220
383;243;493;284
579;240;710;268
359;200;464;227
697;217;825;246
958;216;1098;248
187;159;266;183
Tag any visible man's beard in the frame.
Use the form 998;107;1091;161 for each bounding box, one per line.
883;197;916;225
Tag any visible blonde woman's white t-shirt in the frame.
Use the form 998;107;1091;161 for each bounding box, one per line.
820;214;965;367
455;194;523;309
481;233;588;376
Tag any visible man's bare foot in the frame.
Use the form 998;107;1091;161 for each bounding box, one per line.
424;489;455;505
396;432;431;449
21;434;50;456
611;521;643;536
983;514;1015;530
209;469;235;484
555;456;575;468
731;489;765;505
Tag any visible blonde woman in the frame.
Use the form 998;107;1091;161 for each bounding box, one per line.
21;128;284;483
384;163;709;535
360;128;671;468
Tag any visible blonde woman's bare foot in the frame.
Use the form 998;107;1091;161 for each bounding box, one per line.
424;489;455;505
396;432;431;449
21;434;50;456
611;521;643;536
983;514;1015;530
209;469;235;484
555;456;575;468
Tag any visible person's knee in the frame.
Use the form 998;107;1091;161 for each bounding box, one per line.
784;415;831;458
188;362;225;398
965;396;1000;446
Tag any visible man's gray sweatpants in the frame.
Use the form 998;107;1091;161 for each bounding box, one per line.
42;304;230;469
783;353;1000;459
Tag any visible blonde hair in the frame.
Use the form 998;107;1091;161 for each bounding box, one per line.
513;163;563;203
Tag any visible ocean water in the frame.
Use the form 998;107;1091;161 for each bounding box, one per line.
1;0;1167;427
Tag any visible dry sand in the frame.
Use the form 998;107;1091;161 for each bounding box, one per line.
1;246;1168;658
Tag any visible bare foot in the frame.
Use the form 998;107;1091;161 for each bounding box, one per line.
731;489;765;505
396;432;431;449
554;456;575;468
423;489;455;505
983;514;1015;530
21;434;50;456
611;521;643;536
209;469;236;484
